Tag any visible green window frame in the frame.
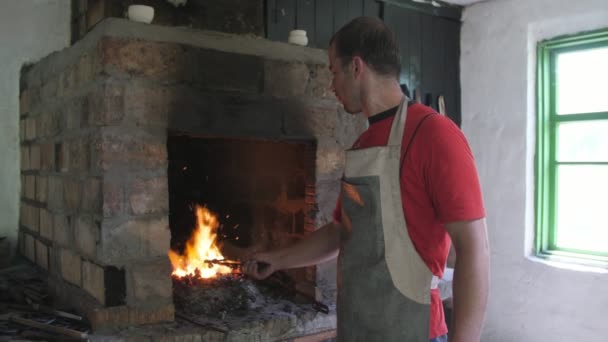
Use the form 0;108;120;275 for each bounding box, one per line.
536;28;608;267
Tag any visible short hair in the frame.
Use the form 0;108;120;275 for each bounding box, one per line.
330;16;401;79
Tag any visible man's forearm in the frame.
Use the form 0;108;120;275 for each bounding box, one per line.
450;248;489;341
446;219;490;342
271;221;342;270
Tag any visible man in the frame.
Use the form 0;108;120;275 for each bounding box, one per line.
244;16;489;342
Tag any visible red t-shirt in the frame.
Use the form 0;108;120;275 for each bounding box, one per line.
333;103;485;339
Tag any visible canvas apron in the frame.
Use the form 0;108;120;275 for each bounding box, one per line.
337;98;437;341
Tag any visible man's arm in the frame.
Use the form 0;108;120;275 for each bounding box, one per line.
243;221;342;279
444;218;490;342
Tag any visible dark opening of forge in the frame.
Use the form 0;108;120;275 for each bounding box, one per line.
167;135;317;275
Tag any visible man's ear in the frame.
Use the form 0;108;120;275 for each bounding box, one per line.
352;56;364;79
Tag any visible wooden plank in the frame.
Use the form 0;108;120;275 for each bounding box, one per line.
333;0;350;32
408;11;422;93
444;19;461;125
296;0;316;46
363;0;381;17
292;329;337;342
266;0;280;41
10;315;88;339
314;0;334;48
271;0;297;42
420;12;435;107
379;0;462;21
346;0;362;21
436;16;447;108
383;4;409;85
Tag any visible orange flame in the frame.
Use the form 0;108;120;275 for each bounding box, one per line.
168;205;233;278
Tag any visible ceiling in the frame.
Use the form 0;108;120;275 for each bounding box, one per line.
441;0;490;5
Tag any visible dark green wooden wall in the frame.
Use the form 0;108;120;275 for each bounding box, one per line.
266;0;381;49
266;0;462;126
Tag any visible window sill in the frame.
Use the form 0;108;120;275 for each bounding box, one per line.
527;254;608;274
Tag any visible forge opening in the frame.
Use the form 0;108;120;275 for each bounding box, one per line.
165;135;332;329
167;135;316;262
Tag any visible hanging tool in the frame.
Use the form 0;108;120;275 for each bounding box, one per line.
438;95;446;115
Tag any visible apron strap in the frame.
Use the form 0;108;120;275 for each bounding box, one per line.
399;112;435;176
387;97;408;147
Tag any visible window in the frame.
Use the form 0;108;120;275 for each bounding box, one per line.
536;29;608;266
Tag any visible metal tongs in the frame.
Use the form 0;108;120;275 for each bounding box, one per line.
204;259;242;269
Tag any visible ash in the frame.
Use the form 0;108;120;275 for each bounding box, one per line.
173;273;335;331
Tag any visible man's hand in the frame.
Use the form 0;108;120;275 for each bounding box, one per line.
243;252;278;280
241;222;342;280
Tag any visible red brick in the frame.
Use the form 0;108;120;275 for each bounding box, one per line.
82;178;101;213
41;76;58;101
82;260;105;304
88;305;129;331
24;234;35;262
293;330;336;342
39;110;62;138
264;60;309;98
39;208;53;240
87;303;174;331
25;117;37;141
102;181;124;217
74;215;99;258
40;142;55;171
129;303;174;326
36;175;48;203
124;84;170;127
64;179;82;213
100;38;188;80
129;177;168;215
23;204;40;233
58;65;77;98
59;248;82;286
47;176;65;211
94;130;167;171
66;98;86;130
25;175;36;200
20;89;30;115
20;120;25;142
308;64;333;99
88;81;125;126
76;50;101;87
20;146;30;170
100;217;170;262
35;239;49;270
69;137;90;173
20;203;26;228
128;258;172;304
56;142;69;173
30;145;41;170
53;214;71;246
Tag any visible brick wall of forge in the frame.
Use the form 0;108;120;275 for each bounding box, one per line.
18;19;365;330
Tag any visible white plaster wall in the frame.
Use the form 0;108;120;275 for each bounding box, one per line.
461;0;608;340
0;1;70;257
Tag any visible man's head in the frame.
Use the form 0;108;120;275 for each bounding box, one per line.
328;17;401;114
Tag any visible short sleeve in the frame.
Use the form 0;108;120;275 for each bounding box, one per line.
419;116;485;223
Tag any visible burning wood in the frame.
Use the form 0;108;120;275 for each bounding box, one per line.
168;205;237;279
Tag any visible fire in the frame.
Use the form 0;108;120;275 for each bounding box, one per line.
168;205;233;278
